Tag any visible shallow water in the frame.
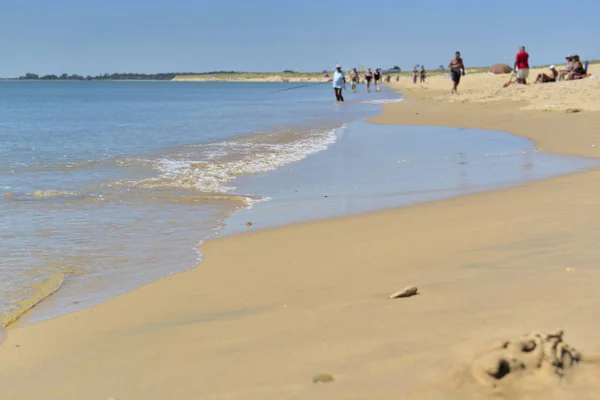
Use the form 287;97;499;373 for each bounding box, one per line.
222;121;599;235
0;80;395;328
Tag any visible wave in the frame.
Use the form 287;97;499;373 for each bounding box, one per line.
3;190;86;202
29;190;83;199
132;126;341;196
359;98;404;105
1;270;65;328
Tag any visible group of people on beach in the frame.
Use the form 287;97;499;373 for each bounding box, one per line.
412;66;427;84
503;46;588;86
332;45;590;100
332;65;386;101
332;51;467;101
534;54;588;84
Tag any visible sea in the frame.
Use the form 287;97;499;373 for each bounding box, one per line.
0;81;596;336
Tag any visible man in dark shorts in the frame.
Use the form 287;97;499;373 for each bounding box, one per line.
365;68;373;92
374;68;381;91
448;51;465;94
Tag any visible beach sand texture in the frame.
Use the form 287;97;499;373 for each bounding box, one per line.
392;64;600;112
2;71;600;399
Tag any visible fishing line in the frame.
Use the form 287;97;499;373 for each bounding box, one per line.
269;80;330;94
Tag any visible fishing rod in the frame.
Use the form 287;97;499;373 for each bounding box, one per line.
269;80;330;94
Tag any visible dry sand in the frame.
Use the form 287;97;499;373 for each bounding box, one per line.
2;72;600;399
393;64;600;112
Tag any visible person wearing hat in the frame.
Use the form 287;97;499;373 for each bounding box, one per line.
513;45;530;84
448;51;465;94
557;55;574;81
535;65;558;83
331;64;346;102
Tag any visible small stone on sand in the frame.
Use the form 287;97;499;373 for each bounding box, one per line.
388;286;418;299
245;222;253;227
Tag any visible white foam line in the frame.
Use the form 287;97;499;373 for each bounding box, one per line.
359;98;404;105
142;126;343;200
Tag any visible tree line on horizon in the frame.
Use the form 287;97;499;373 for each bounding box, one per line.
15;71;252;80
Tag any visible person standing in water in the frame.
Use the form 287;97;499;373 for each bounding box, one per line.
374;68;381;91
365;68;373;92
332;64;346;102
349;68;359;92
448;51;465;94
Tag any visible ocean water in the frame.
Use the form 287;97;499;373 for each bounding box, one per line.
0;81;596;334
0;80;395;329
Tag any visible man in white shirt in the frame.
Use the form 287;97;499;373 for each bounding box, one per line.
332;64;346;102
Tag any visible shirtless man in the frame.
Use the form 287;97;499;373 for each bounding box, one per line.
535;65;558;83
448;51;465;94
349;68;359;92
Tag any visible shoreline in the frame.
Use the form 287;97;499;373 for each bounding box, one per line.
1;81;393;331
371;90;600;159
2;84;600;398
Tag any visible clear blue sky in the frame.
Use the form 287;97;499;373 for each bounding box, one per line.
1;0;599;77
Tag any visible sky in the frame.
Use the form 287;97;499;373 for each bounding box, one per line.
1;0;599;77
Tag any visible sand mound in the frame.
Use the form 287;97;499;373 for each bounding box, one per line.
472;330;580;386
417;331;600;399
489;64;512;74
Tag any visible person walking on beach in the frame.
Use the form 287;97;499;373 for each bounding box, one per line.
374;68;381;91
448;51;465;94
412;66;418;84
332;64;346;102
365;68;373;92
349;68;359;92
419;66;427;83
514;46;530;84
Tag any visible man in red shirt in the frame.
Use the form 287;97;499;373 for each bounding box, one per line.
514;45;530;84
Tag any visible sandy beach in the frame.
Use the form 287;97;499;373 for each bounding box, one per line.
393;63;600;112
2;71;600;399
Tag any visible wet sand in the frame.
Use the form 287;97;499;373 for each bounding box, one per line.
2;77;600;399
